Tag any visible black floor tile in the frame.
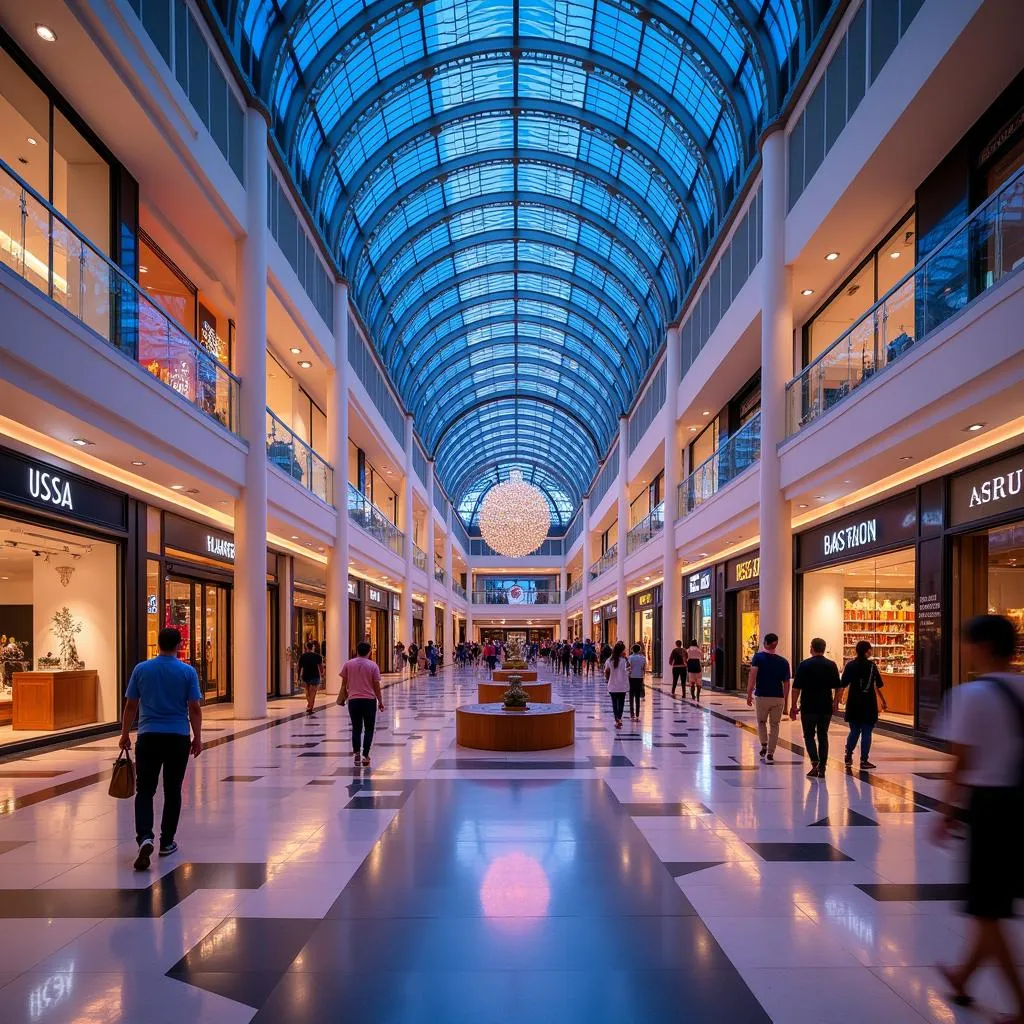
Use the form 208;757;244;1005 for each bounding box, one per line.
747;842;854;862
587;755;634;767
856;882;968;902
620;802;712;816
222;775;263;782
810;809;879;827
662;862;726;877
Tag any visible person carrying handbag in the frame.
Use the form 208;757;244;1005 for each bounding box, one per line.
837;640;889;769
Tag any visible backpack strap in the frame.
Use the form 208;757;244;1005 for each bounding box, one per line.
984;677;1024;787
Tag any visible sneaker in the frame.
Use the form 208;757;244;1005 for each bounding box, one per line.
133;838;154;871
844;752;853;767
159;840;178;857
765;753;774;764
806;764;819;779
860;760;876;770
759;745;767;760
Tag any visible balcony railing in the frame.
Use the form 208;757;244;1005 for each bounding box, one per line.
0;158;240;434
347;483;403;555
786;166;1024;434
266;409;333;504
452;580;467;600
626;502;665;554
471;590;562;605
566;578;583;599
434;564;447;586
679;413;761;517
413;544;427;572
590;545;617;580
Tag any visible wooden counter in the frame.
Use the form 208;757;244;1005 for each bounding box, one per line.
478;681;552;703
492;670;538;683
11;671;99;731
456;702;575;751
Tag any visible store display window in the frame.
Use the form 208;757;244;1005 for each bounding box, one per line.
0;515;119;745
801;548;916;726
735;588;760;686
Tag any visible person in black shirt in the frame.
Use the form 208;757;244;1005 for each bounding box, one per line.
297;641;324;715
790;637;842;779
838;640;889;769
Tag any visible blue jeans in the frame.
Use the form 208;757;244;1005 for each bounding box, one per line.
846;722;875;761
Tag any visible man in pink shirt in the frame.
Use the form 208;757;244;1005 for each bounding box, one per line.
338;641;385;765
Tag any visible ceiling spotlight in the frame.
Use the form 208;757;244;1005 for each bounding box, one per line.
139;265;149;274
898;455;914;462
185;487;200;495
170;484;185;491
71;437;93;446
688;426;697;433
35;24;57;42
801;288;814;296
297;360;312;369
813;495;825;500
965;422;985;432
290;347;301;354
698;552;708;558
701;410;710;416
26;136;37;146
290;535;299;540
889;251;901;259
798;503;809;509
130;459;146;466
843;479;851;484
825;251;839;261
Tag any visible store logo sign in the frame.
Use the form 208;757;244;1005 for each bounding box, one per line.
823;519;877;556
968;469;1022;510
687;570;711;595
369;588;382;603
734;556;760;582
205;535;235;560
638;591;654;607
347;580;357;596
27;468;73;510
592;611;601;625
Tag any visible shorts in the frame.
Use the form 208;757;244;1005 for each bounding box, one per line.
966;786;1023;918
686;659;702;674
302;677;323;689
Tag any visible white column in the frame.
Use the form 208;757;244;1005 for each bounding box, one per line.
559;567;568;639
425;461;437;643
759;128;794;660
326;280;350;689
466;559;474;642
616;417;629;648
233;107;269;720
443;530;453;649
662;329;681;677
278;553;293;695
400;415;415;648
581;496;592;642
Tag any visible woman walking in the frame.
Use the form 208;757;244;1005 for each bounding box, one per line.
669;640;686;696
686;639;704;701
838;640;888;769
627;643;647;720
298;640;324;715
605;641;629;729
338;641;385;766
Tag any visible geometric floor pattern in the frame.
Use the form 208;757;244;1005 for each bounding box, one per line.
0;663;1015;1022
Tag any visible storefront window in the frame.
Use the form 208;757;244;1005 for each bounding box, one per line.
146;559;160;659
689;596;713;681
736;588;760;687
0;515;119;745
802;549;916;725
689;420;719;472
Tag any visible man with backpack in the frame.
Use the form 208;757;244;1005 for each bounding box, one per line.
933;615;1024;1016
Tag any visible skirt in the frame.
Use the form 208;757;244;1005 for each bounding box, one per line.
686;659;702;674
966;786;1023;918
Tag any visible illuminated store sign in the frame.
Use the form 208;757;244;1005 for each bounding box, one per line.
734;557;760;582
206;535;235;560
822;519;876;557
637;591;655;607
951;451;1024;526
369;588;382;603
687;570;712;595
796;492;919;570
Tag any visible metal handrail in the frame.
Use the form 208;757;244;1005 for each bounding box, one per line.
347;483;404;555
412;544;428;572
452;580;467;599
786;164;1024;433
591;544;618;579
265;408;333;504
566;578;584;599
625;502;665;554
470;590;563;605
678;413;761;517
0;157;240;434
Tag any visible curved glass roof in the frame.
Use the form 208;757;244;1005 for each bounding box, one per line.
217;0;827;527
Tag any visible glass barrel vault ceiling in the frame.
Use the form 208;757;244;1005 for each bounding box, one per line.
209;0;833;529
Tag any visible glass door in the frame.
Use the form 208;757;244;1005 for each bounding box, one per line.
203;584;230;700
165;578;195;669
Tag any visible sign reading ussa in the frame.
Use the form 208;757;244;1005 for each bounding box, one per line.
28;467;74;510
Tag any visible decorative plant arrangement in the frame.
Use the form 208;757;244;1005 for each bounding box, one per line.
502;637;529;671
51;607;85;670
502;674;529;712
0;635;27;693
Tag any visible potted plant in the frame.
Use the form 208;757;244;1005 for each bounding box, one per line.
51;607;84;670
502;674;529;712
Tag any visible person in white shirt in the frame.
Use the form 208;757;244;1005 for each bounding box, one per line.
626;644;647;721
605;641;629;730
933;615;1024;1018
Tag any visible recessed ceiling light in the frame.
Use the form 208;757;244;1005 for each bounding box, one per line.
688;426;697;433
291;535;299;540
801;288;814;296
71;437;92;446
139;265;149;274
290;347;301;354
825;251;839;261
813;495;824;500
35;24;57;42
965;422;985;432
889;251;901;259
170;484;184;490
843;479;851;484
698;552;708;558
185;488;200;495
798;503;809;509
297;360;312;369
898;455;914;462
701;410;710;416
130;459;146;466
26;136;37;146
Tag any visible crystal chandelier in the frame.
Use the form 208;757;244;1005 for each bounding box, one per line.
478;470;550;558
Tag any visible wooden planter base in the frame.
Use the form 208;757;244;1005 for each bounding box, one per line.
456;703;575;751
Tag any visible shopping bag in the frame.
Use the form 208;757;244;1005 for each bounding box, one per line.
108;752;135;799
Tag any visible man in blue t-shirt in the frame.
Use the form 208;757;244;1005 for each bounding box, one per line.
119;627;203;870
745;632;791;764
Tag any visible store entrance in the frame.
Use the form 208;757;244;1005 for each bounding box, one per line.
728;588;759;691
364;607;388;672
688;596;713;683
164;577;230;701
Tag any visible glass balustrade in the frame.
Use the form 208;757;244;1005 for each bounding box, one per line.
0;158;239;433
786;166;1024;434
678;413;761;517
566;578;583;599
470;590;563;605
626;502;665;554
266;408;333;504
452;580;467;599
591;545;618;579
434;565;446;586
413;545;428;572
347;483;404;555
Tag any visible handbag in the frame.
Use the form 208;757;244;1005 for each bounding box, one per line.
108;751;135;799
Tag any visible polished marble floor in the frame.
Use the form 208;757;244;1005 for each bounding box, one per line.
0;665;1016;1022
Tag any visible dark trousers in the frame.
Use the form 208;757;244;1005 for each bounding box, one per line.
671;666;686;692
610;692;626;721
801;711;832;766
134;732;191;846
348;698;378;755
846;722;875;761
